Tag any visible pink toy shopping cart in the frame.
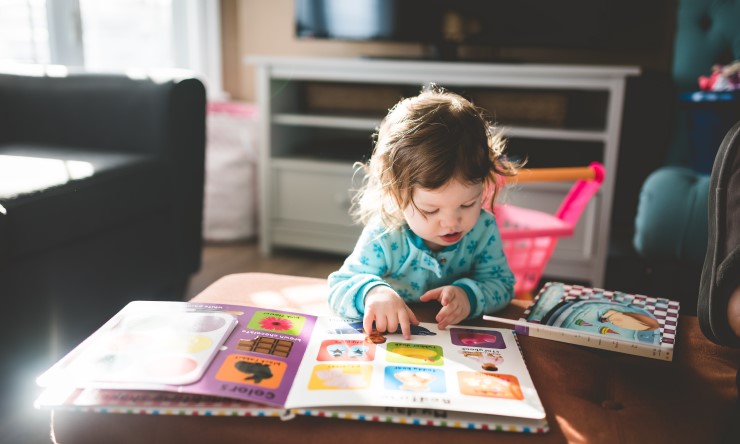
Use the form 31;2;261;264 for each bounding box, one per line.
486;162;605;300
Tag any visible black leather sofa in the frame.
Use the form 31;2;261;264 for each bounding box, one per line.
0;69;206;418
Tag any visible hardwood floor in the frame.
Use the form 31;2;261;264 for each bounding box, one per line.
185;240;346;300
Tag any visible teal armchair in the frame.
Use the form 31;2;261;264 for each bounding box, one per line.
631;0;740;311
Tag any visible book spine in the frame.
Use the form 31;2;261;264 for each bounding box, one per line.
516;325;673;361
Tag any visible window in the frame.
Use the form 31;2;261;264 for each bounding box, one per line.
0;0;224;98
0;0;50;64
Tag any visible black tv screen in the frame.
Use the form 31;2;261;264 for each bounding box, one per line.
296;0;667;57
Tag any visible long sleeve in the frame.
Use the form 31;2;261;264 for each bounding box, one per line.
327;226;394;319
452;213;515;317
328;211;515;320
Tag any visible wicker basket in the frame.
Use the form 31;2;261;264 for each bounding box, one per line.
304;82;404;115
472;91;567;127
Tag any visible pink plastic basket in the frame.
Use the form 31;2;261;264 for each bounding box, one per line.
488;162;605;299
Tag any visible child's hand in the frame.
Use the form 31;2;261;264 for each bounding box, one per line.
419;286;471;329
364;286;419;339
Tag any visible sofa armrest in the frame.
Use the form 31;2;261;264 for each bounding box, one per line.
165;77;207;275
0;71;207;276
633;166;709;264
0;72;202;157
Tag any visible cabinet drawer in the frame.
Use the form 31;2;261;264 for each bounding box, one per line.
271;163;359;226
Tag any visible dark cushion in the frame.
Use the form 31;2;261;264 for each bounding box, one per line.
633;166;709;264
0;143;170;262
0;73;170;154
0;72;206;277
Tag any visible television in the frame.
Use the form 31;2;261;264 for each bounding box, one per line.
295;0;668;61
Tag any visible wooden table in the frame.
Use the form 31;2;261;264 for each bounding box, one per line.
51;273;740;444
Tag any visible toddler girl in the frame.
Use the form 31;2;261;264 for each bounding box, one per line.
328;86;519;338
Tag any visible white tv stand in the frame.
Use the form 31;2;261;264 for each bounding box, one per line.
248;56;639;288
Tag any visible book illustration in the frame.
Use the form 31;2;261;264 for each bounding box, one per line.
484;282;680;361
317;340;375;361
459;349;504;372
526;284;654;343
215;354;288;389
37;301;548;433
237;337;295;357
247;311;307;336
39;307;238;386
385;343;444;366
385;367;445;392
457;373;523;400
450;328;505;348
309;364;374;390
284;317;545;421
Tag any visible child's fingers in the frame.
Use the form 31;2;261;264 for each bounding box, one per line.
374;315;387;333
436;303;465;329
385;312;400;334
419;287;443;303
437;306;458;329
398;310;411;339
439;289;456;306
405;306;420;326
363;313;375;336
436;304;450;329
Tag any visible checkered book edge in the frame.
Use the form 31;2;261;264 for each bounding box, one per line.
523;282;680;346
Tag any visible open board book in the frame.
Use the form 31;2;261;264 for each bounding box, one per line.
485;282;680;361
36;301;548;433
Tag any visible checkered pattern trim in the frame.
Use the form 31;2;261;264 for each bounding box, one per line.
523;282;680;346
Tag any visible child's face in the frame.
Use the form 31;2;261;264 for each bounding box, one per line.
403;178;483;252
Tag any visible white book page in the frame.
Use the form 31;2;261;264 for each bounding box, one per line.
285;318;545;420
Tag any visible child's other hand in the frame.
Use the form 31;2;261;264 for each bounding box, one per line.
364;286;419;339
419;286;470;329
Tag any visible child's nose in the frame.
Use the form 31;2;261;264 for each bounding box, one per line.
440;210;461;228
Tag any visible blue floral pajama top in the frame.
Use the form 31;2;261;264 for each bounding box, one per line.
328;210;515;320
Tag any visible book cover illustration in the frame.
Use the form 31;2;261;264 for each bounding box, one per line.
485;282;679;361
36;300;547;433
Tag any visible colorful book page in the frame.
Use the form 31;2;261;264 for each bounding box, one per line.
37;300;547;430
285;318;545;420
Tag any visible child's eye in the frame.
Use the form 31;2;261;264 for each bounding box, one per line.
461;202;476;209
421;209;438;215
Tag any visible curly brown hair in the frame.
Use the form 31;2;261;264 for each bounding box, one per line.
352;85;520;229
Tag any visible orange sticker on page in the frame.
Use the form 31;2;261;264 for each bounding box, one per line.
215;354;287;389
457;372;523;400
